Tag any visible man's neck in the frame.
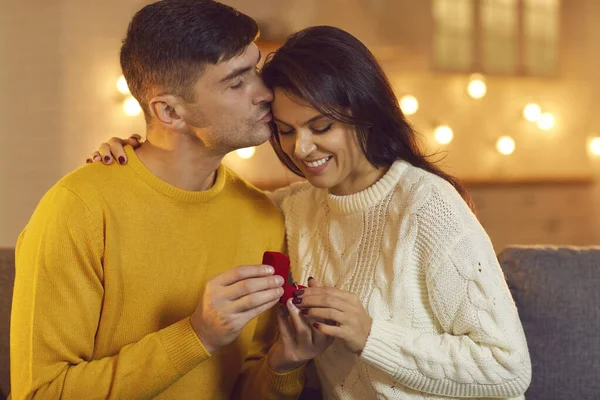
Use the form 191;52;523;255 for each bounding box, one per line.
136;128;224;192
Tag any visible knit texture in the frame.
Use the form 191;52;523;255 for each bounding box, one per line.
10;146;304;400
271;160;531;399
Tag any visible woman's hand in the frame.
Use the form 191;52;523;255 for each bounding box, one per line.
294;285;372;355
85;134;144;165
267;280;334;373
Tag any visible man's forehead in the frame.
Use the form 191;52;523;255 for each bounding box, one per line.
220;42;259;66
201;43;259;83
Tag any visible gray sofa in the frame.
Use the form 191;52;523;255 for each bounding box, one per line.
498;246;600;400
0;246;599;399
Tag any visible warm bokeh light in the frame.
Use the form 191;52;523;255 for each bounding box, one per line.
123;96;142;116
236;147;256;159
496;136;516;155
589;137;600;156
116;75;130;95
434;125;453;144
523;103;542;122
467;75;487;99
399;95;419;115
537;112;555;130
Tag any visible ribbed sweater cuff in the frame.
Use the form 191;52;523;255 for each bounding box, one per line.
158;317;211;376
360;319;407;377
261;357;306;395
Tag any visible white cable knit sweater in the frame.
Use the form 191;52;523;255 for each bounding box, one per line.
269;160;531;400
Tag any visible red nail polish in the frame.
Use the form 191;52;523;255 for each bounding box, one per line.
313;322;319;329
292;297;302;305
301;309;309;315
104;156;111;163
118;156;126;164
293;289;304;297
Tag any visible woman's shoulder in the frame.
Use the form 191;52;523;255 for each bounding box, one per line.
394;164;472;220
265;180;315;209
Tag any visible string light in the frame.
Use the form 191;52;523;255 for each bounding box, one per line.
434;125;453;144
467;74;487;99
523;103;542;122
399;95;419;115
589;137;600;156
537;112;555;130
123;96;142;116
496;136;516;155
236;147;256;159
116;75;130;95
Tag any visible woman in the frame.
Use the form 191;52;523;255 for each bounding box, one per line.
90;26;531;399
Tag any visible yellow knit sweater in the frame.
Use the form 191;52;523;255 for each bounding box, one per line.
10;146;304;399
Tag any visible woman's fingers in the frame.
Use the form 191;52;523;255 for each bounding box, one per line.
107;137;129;164
294;291;348;312
87;136;141;166
287;298;315;343
312;321;344;339
301;307;344;326
98;142;113;164
307;276;321;288
126;134;144;148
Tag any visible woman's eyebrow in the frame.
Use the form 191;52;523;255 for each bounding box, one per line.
274;114;326;127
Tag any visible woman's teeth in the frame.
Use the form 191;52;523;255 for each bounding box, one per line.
303;156;332;168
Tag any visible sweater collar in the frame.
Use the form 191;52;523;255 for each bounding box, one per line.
325;160;408;215
125;145;228;203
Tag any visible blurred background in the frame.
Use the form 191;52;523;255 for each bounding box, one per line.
1;0;599;251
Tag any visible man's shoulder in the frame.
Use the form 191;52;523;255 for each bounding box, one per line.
22;165;115;238
43;163;132;215
52;164;113;200
59;162;123;192
222;165;279;207
223;166;272;204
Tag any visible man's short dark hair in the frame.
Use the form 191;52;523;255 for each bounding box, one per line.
120;0;258;119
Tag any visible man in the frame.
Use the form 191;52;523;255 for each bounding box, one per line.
10;1;307;398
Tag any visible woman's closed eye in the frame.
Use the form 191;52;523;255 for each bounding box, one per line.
277;123;334;135
312;124;333;134
276;125;295;135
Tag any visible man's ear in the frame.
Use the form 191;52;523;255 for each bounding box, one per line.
148;95;186;129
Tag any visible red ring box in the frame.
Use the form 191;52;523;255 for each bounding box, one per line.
262;251;306;303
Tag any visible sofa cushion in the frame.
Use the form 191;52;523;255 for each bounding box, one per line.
499;246;600;400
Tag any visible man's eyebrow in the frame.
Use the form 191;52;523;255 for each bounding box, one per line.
219;50;262;83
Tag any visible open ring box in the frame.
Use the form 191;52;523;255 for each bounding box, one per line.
262;251;306;303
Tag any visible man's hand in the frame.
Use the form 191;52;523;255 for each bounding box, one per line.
191;265;284;354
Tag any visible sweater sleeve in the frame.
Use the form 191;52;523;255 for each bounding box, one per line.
360;184;531;398
10;184;210;400
232;307;305;400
